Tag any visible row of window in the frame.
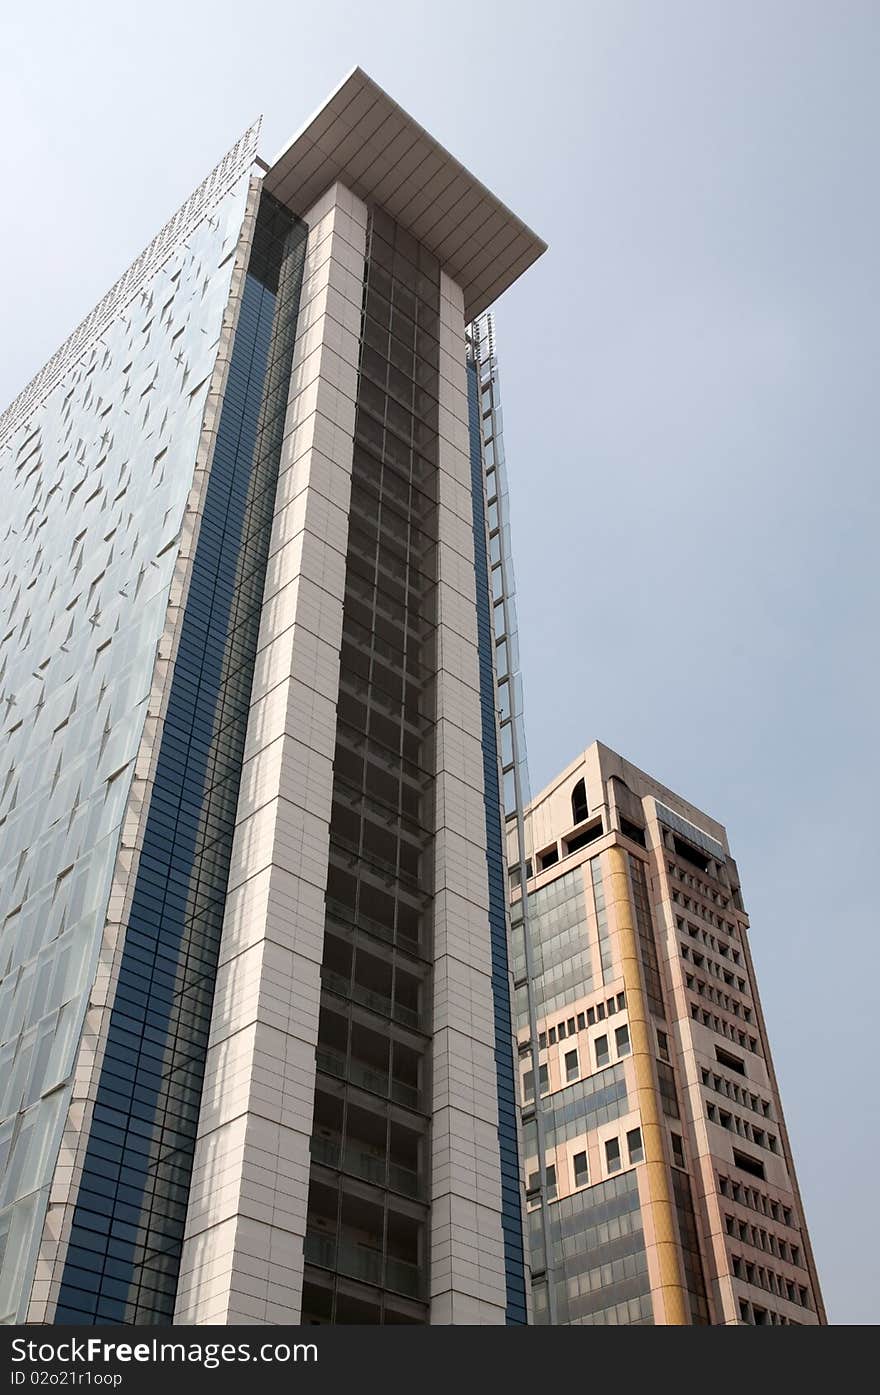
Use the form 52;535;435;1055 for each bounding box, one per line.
701;1066;772;1119
534;1065;628;1149
605;1127;643;1174
667;859;731;911
718;1173;795;1228
534;1169;653;1327
689;1001;759;1055
681;942;748;994
731;1254;811;1309
724;1214;803;1268
536;818;605;871
538;991;627;1048
523;1024;631;1098
706;1102;780;1155
739;1299;799;1325
529;1126;645;1202
677;915;742;963
670;886;738;936
685;973;753;1023
680;919;742;966
594;1025;630;1070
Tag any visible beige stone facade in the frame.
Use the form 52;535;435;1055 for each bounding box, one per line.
513;741;825;1325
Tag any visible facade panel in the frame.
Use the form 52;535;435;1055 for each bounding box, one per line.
0;137;257;1324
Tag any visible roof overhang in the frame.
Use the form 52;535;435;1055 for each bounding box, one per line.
263;68;547;321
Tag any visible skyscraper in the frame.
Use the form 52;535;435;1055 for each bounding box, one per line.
0;69;546;1326
511;741;825;1325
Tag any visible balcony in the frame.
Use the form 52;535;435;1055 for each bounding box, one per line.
320;965;422;1031
303;1232;422;1299
310;1133;421;1199
314;1046;421;1113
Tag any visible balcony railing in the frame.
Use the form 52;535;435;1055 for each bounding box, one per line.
320;967;422;1030
309;1134;421;1198
314;1046;421;1113
303;1232;423;1298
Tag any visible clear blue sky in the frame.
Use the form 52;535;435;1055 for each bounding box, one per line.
1;0;877;1324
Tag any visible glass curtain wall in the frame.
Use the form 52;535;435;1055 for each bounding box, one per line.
55;193;308;1323
302;208;440;1326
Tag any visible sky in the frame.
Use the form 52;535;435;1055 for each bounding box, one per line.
1;0;877;1324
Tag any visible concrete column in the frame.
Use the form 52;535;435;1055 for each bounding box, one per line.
428;272;507;1324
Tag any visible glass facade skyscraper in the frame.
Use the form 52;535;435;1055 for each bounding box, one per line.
0;70;545;1325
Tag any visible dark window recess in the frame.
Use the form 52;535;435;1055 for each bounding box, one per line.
733;1149;766;1181
629;854;666;1021
619;817;646;848
673;834;710;873
509;860;533;888
545;1165;557;1200
571;778;589;825
539;845;559;870
564;818;603;855
716;1046;747;1076
671;1169;711;1323
656;1060;680;1119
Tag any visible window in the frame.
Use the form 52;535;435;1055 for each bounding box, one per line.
605;1137;621;1174
548;1027;556;1045
571;778;588;825
657;1029;670;1061
596;1002;606;1020
557;1021;566;1040
733;1149;765;1181
567;1017;576;1035
656;1060;679;1117
671;1133;686;1168
573;1151;589;1187
615;1024;631;1057
545;1164;557;1200
606;997;616;1016
616;992;626;1010
594;1034;610;1068
619;816;646;847
673;834;710;873
576;1013;586;1031
587;1007;595;1027
564;1049;579;1083
627;1127;644;1164
522;1064;549;1101
716;1046;746;1075
564;819;604;854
